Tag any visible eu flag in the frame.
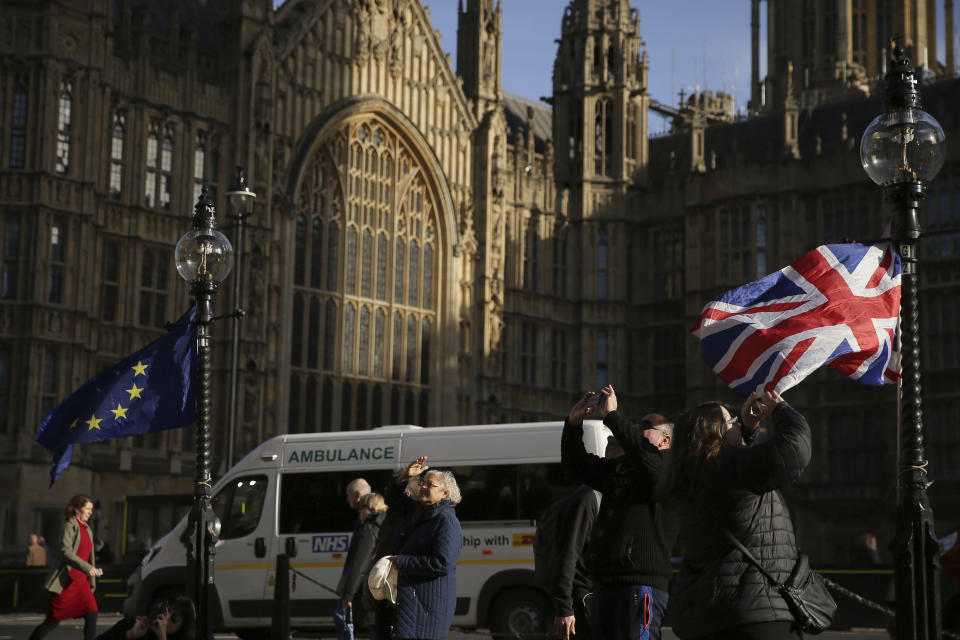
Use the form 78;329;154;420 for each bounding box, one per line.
36;307;197;485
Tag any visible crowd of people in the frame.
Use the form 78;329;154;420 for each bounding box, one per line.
21;383;832;640
544;384;821;640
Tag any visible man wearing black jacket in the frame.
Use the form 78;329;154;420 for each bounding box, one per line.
335;478;373;640
537;483;600;640
561;385;675;640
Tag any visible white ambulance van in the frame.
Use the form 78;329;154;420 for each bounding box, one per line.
123;420;611;639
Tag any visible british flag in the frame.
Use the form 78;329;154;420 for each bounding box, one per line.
692;243;901;396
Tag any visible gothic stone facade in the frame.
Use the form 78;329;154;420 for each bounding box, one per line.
0;0;957;562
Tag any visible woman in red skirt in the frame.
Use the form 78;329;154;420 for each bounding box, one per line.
30;494;103;640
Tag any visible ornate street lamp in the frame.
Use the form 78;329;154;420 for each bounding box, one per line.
224;167;256;470
860;40;946;640
175;185;233;639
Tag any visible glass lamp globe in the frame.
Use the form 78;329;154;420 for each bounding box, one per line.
175;228;234;283
227;188;255;215
860;108;946;185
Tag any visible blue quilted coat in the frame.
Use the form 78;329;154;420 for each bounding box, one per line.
386;481;463;640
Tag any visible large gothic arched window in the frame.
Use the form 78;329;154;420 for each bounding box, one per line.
289;117;440;432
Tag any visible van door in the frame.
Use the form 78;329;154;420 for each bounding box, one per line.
211;473;274;629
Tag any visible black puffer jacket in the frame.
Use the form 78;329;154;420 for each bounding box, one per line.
561;411;675;591
670;402;812;638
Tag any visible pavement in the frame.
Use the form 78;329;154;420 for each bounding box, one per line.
0;613;892;640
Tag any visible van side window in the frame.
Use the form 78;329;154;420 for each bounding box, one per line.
213;474;268;540
279;470;394;534
452;463;575;522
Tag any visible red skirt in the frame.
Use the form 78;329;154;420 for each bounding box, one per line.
46;567;98;621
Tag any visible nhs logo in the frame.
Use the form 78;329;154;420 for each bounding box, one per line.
312;534;350;553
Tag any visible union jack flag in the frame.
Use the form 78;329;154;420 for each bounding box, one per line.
692;243;901;396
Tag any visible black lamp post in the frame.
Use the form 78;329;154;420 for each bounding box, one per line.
224;167;256;470
860;40;946;640
175;185;233;639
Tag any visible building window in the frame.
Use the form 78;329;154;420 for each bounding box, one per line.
596;330;608;388
308;298;320;369
392;312;403;381
10;77;28;168
420;318;431;385
358;305;371;376
193;132;207;204
290;118;438;430
48;219;66;304
653;225;683;301
110;113;125;198
405;315;417;383
597;232;608;299
294;217;306;286
408;239;419;306
594;98;613;176
342;381;353;429
346;226;358;295
523;219;538;291
756;207;767;276
653;326;685;395
718;206;751;284
2;214;21;299
551;328;567;389
520;323;537;385
553;230;567;296
306;377;318;432
102;239;120;322
145;121;174;210
924;291;960;370
139;248;169;328
289;375;301;433
55;80;72;174
374;309;386;378
0;346;9;433
343;303;355;375
40;346;59;418
291;294;303;367
323;300;337;371
361;230;373;298
145;122;159;208
377;233;388;300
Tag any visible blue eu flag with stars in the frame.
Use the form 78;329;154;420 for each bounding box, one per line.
36;307;197;486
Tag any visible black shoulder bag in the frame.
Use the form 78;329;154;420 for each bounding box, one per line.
723;529;837;635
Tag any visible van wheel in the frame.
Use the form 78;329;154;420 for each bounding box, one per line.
489;588;551;637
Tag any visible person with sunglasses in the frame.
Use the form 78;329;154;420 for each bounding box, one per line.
561;385;676;640
384;456;463;640
657;390;812;639
96;595;196;640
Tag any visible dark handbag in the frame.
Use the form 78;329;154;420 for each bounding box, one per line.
724;529;837;634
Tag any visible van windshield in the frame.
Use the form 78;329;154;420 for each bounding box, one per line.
213;474;268;540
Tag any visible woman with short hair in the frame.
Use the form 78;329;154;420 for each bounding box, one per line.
29;494;103;640
659;391;813;640
385;456;463;640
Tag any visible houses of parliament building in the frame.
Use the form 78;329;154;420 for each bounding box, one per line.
0;0;958;562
